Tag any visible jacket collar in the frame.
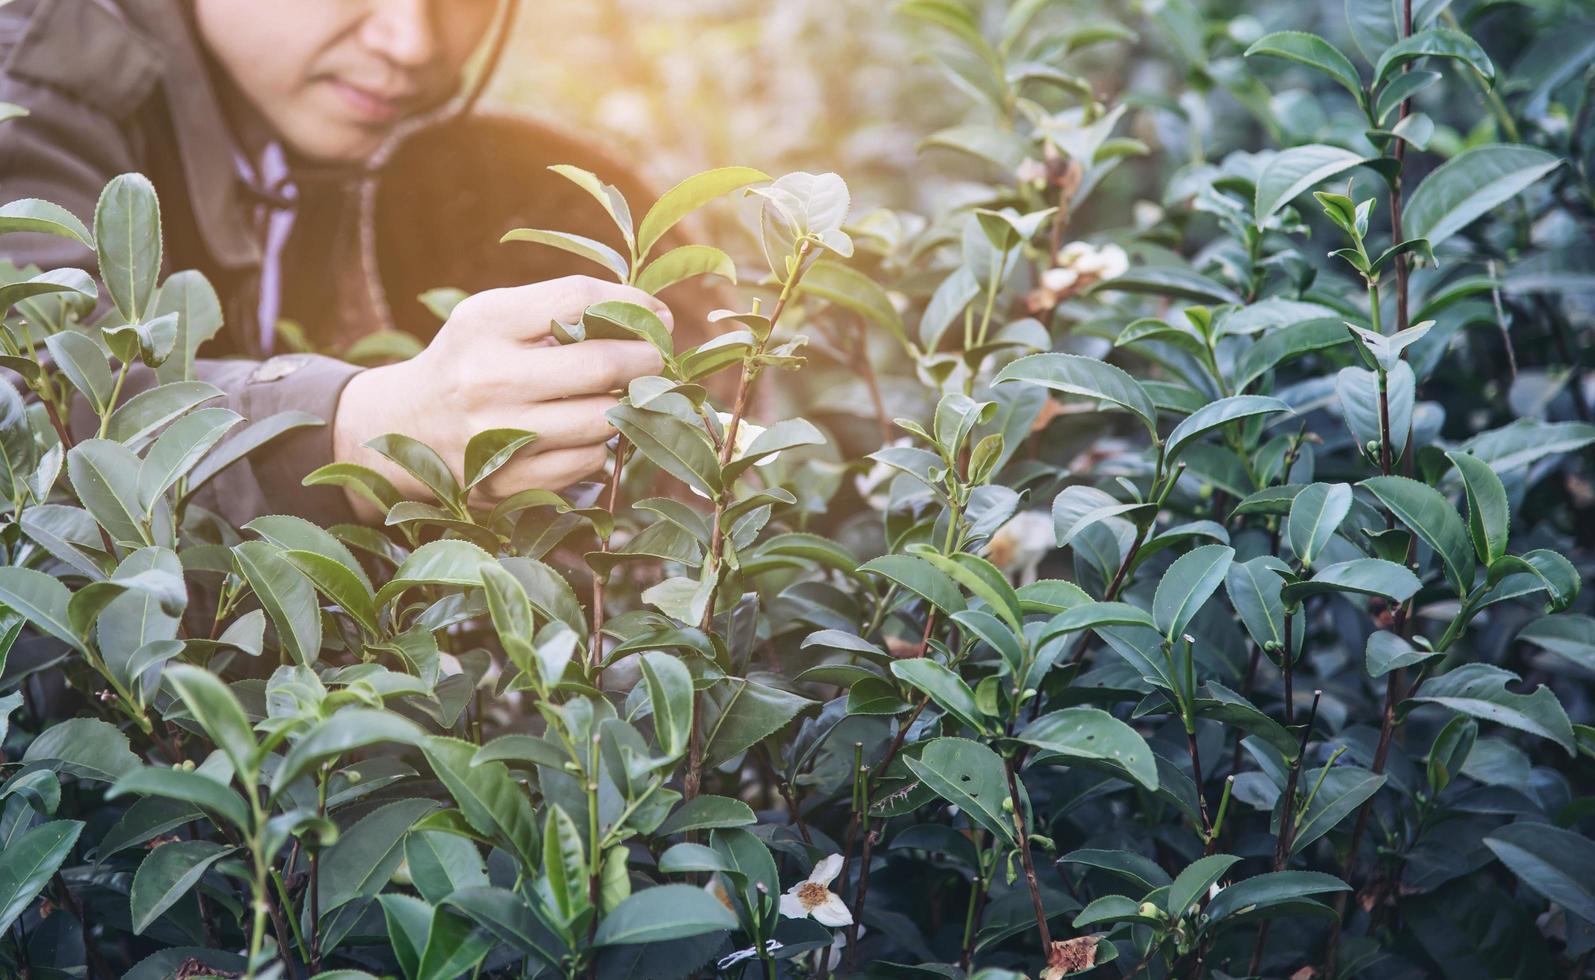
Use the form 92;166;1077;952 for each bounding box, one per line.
122;0;260;269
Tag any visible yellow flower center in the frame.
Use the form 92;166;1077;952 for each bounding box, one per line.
798;881;830;909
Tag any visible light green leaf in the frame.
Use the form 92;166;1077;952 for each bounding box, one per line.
1244;31;1364;104
994;353;1157;436
593;884;737;946
1166;853;1241;918
1153;545;1235;641
891;658;987;734
0;198;94;248
904;737;1017;847
1374;27;1494;87
1414;664;1575;753
1021;707;1158;790
462;428;538;491
233;540;322;666
271;709;423;799
1403;145;1561;249
858;554;967;617
1362;475;1475;597
375;539;495;608
634;244;737;295
165;663;258;777
639;651;694;759
1445;450;1509;566
500;228;627;281
636;166;769;260
547;164;634;248
94;173;162;322
607;404;720;498
1165;395;1291;462
1255;145;1369;223
1287;482;1352;567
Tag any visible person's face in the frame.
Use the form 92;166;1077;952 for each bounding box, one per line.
194;0;498;162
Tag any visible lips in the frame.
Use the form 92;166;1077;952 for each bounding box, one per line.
326;77;419;124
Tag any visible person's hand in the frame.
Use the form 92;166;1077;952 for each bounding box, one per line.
332;276;672;521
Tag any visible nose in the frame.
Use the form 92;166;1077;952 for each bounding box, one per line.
359;0;439;70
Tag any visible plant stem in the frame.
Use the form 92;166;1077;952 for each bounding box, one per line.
1377;368;1394;476
758;744;812;844
1003;756;1052;954
1388;0;1413;336
854;319;893;446
844;767;875;972
245;843;272;980
685;243;813;801
1187;728;1214;851
1251;690;1321;976
96;362;131;439
1282;611;1295;726
586;733;602;954
1275;690;1321;867
309;770;328;972
958;837;987;971
589;436;630;680
270;868;311;966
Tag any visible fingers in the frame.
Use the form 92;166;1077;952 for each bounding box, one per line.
455;276;674;343
480;395;618;452
522;340;666;399
480;443;611;501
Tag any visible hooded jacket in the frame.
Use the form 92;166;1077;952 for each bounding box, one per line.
1;0;380;528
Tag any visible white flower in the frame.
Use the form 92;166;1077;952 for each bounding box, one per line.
719;412;778;467
1041;266;1080;293
690;413;778;499
1056;241;1093;267
1054;241;1130;283
779;853;852;927
1089;243;1130;280
983;510;1053;585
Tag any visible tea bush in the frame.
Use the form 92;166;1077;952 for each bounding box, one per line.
1;1;1592;978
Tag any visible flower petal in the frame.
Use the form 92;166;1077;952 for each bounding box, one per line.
779;890;809;920
811;891;853;928
809;853;845;886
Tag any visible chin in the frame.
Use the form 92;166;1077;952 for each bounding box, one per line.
283;120;391;166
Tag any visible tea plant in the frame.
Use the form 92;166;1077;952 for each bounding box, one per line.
0;1;1592;979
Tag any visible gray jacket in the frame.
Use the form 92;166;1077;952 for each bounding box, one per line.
1;0;364;527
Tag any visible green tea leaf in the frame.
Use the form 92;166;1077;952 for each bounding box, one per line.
994;353;1157;436
0;820;83;935
130;839;231;934
593;884;737;945
1403;145;1561;250
94;173;161;321
636;166;769;260
904;737;1017;846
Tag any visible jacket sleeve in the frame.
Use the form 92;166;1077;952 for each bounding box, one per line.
1;66;361;528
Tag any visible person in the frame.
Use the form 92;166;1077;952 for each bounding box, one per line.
0;0;674;526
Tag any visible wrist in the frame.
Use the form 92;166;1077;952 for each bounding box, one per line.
332;361;413;521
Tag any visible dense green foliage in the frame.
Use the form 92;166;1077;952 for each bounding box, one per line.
1;1;1593;979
